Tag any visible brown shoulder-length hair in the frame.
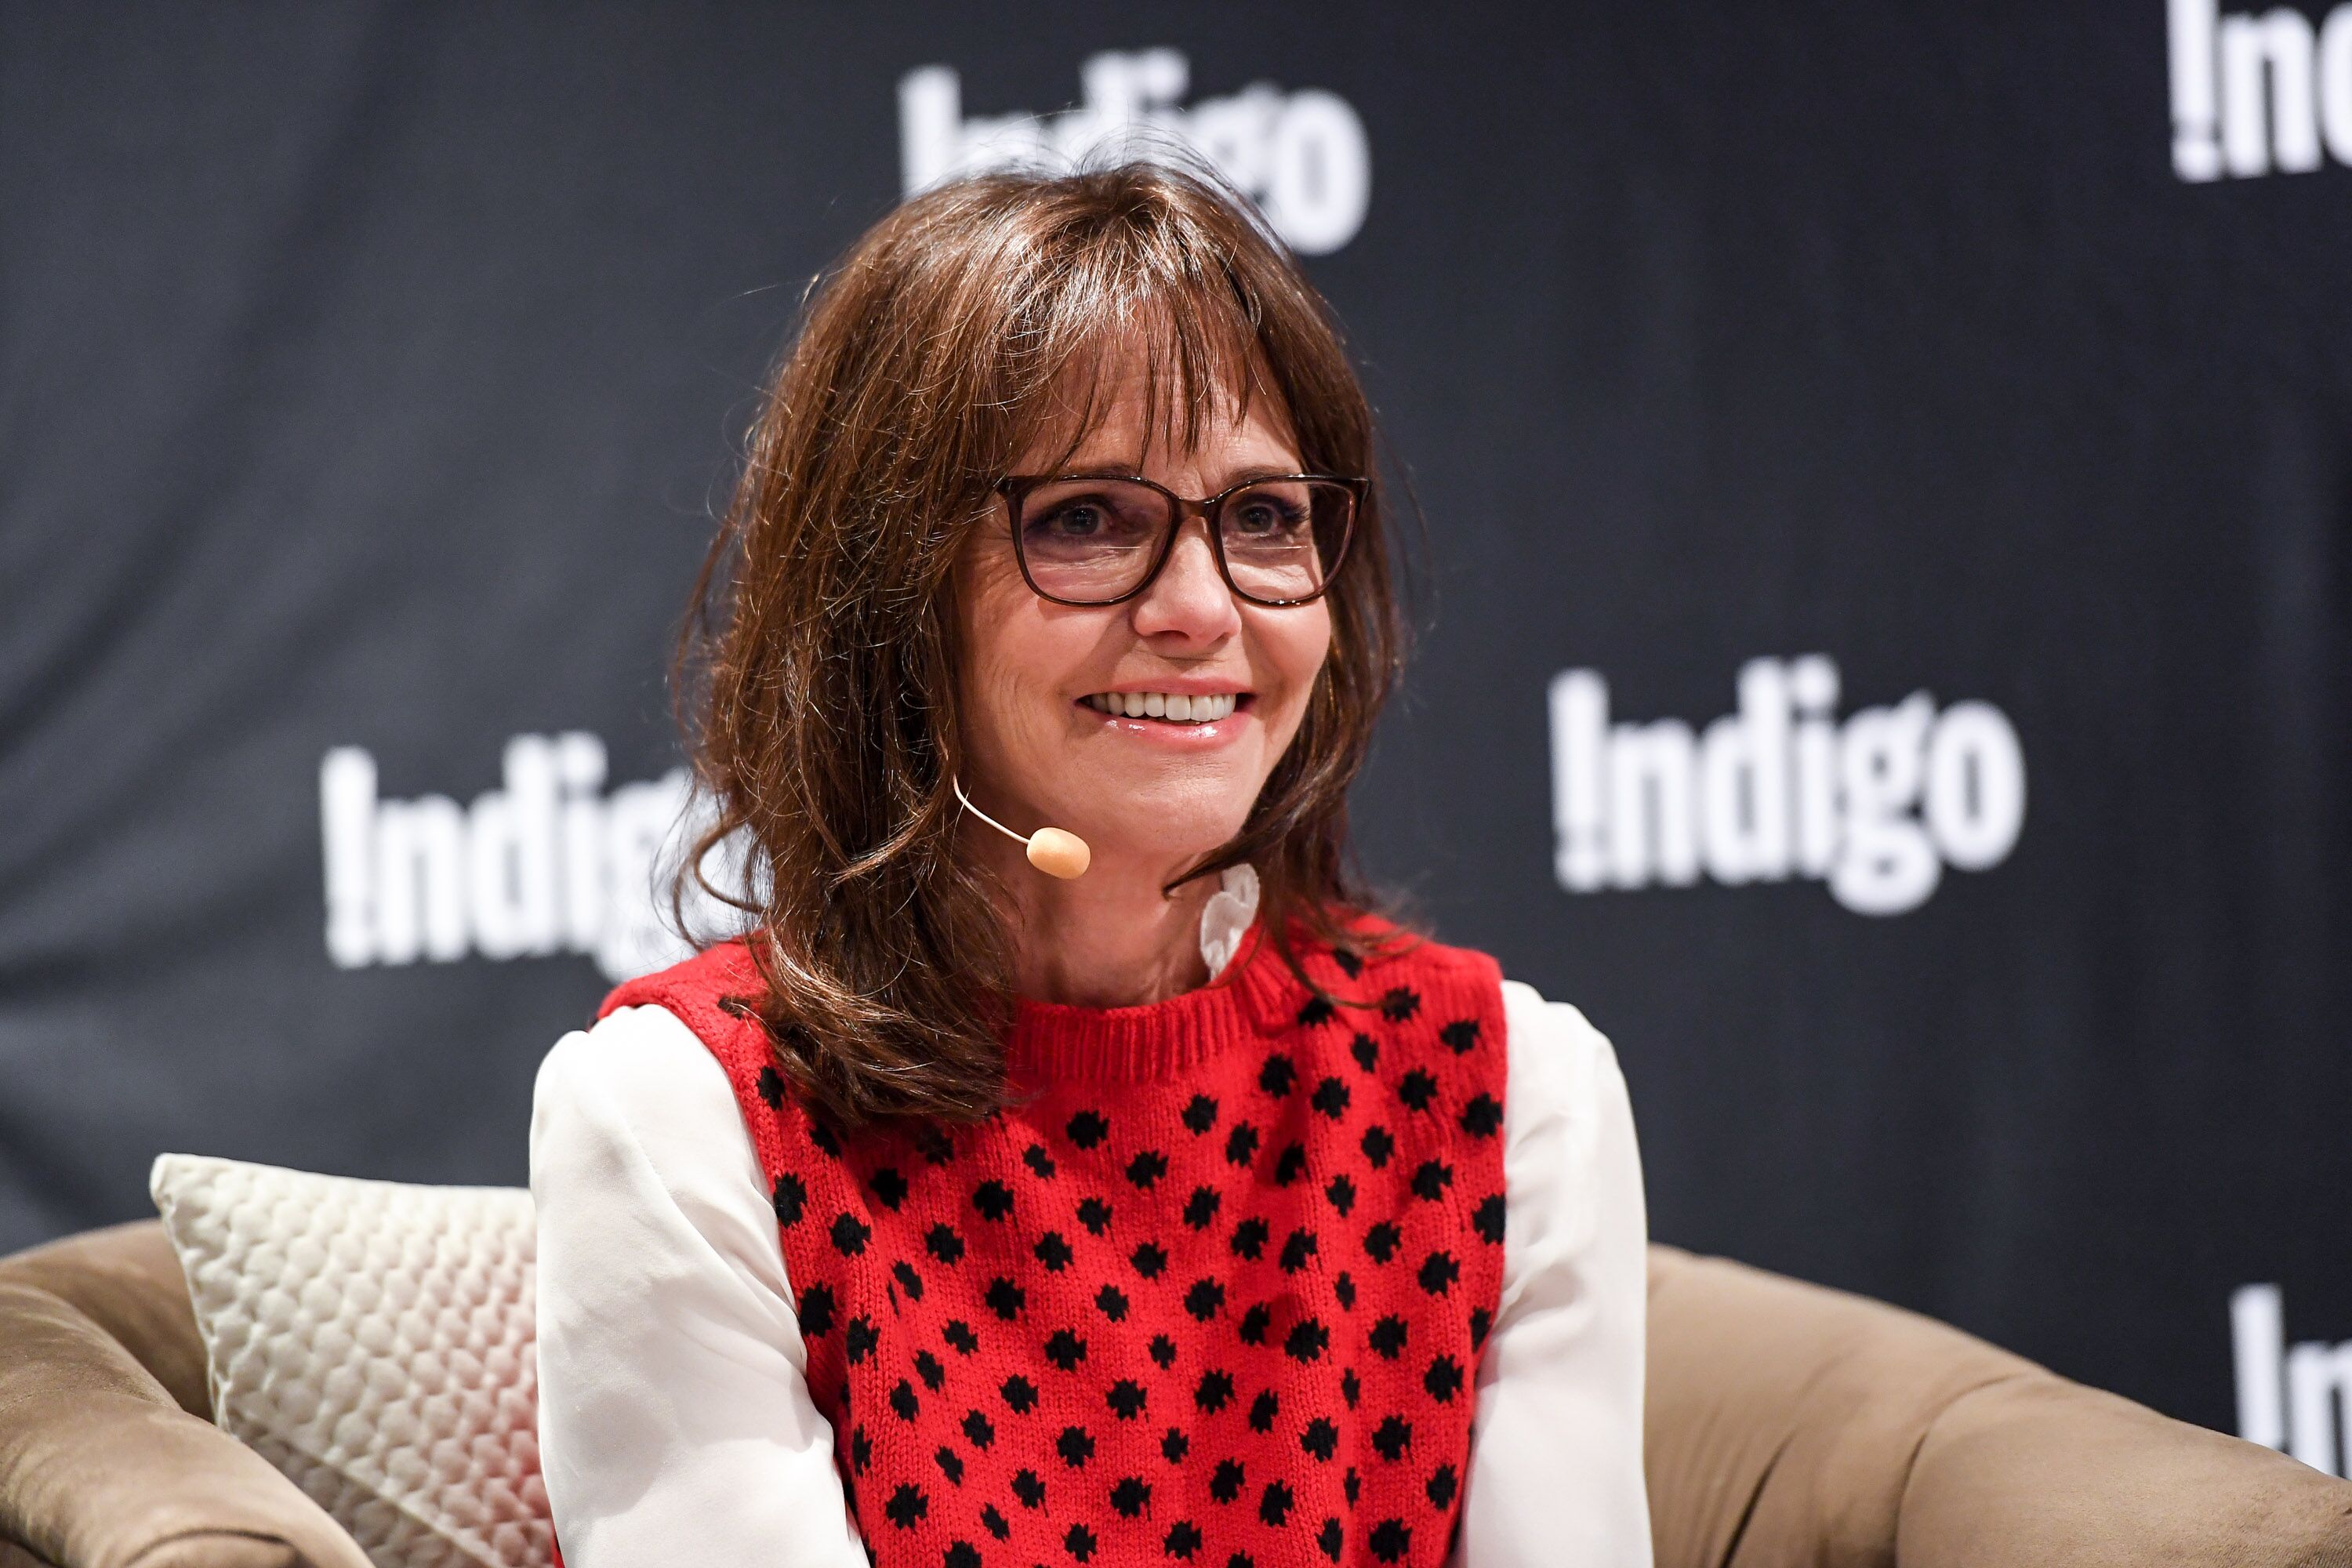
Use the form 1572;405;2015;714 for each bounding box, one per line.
673;152;1410;1130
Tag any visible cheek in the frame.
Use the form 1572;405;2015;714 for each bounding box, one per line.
955;564;1031;748
956;567;1088;756
1261;606;1334;730
1237;605;1333;778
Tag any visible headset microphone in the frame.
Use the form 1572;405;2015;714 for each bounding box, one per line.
952;775;1092;880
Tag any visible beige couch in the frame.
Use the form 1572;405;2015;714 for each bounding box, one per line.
0;1219;2346;1567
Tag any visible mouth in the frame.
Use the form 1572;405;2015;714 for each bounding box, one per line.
1080;691;1249;724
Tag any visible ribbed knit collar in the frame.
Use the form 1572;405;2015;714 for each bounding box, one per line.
1003;912;1303;1083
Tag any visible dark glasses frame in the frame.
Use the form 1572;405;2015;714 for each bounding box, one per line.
994;471;1367;608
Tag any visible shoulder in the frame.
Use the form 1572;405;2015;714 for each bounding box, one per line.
1359;920;1498;975
1491;979;1640;1250
1497;980;1621;1100
1310;909;1500;985
537;1000;717;1100
532;1003;741;1167
595;935;764;1025
1497;978;1629;1136
590;936;789;1094
1297;914;1506;1032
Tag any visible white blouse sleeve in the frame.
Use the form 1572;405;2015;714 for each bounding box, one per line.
529;1004;867;1568
1454;982;1653;1567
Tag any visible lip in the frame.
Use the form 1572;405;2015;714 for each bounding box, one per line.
1080;677;1252;699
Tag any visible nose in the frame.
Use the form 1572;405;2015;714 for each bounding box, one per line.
1129;515;1243;644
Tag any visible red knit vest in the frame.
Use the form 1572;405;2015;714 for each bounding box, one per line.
595;918;1508;1568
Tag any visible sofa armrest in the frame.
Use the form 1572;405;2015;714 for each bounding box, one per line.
0;1224;370;1568
0;1222;209;1420
1645;1243;2352;1567
1898;1370;2352;1567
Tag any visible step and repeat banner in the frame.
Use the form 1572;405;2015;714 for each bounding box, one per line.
4;2;2348;1461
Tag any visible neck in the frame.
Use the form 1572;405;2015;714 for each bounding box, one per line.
964;825;1220;1007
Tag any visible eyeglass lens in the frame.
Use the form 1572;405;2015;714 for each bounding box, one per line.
1014;478;1352;604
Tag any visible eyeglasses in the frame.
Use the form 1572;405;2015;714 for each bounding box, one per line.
995;472;1365;608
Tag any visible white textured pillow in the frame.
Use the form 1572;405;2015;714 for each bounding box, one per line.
149;1154;551;1568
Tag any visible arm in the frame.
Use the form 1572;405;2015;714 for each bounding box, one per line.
529;1004;868;1568
1454;983;1653;1567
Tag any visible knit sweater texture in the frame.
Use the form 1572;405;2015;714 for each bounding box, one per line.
596;916;1509;1568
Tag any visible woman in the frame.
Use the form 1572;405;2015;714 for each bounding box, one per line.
530;158;1649;1567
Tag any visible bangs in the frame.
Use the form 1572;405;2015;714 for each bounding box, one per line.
978;201;1295;477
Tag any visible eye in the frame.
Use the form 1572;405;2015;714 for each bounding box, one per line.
1227;493;1311;538
1020;485;1160;549
1040;501;1109;538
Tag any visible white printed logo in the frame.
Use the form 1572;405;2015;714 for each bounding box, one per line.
898;49;1371;255
2233;1283;2352;1476
1548;657;2027;916
319;734;742;982
2170;0;2352;180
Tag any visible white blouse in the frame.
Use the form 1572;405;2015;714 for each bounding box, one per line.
530;919;1651;1566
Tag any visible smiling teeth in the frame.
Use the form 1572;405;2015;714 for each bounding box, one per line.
1085;691;1239;721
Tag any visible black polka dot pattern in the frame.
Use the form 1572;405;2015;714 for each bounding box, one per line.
600;926;1510;1568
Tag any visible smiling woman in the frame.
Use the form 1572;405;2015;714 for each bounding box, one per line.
666;159;1404;1122
528;154;1651;1568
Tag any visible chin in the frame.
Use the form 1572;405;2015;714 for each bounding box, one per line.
1073;790;1254;872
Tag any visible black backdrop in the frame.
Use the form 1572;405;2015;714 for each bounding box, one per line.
5;2;2349;1462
